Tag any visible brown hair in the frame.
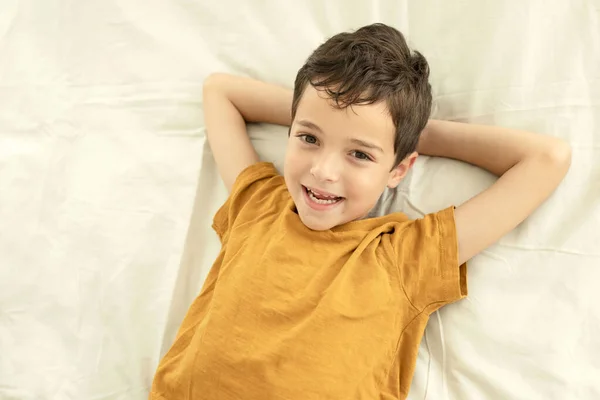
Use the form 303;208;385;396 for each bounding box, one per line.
291;23;432;167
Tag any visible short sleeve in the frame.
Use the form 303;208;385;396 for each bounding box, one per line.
212;162;285;242
392;206;468;313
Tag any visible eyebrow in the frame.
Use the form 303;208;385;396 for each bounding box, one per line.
296;119;323;133
296;119;384;153
350;138;384;153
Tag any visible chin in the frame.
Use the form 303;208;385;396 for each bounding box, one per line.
298;213;337;231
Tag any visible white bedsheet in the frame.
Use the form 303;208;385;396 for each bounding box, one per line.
0;1;598;399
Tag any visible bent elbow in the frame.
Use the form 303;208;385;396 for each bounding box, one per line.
543;138;572;175
203;73;233;94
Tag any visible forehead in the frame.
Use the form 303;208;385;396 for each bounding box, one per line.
294;85;395;149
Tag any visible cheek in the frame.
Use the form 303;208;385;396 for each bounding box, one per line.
345;168;389;202
284;143;309;179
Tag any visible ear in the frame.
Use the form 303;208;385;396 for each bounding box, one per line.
387;152;418;188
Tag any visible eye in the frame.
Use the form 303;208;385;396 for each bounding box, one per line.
298;134;318;145
350;150;372;161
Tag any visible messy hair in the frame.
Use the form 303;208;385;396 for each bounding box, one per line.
291;23;432;168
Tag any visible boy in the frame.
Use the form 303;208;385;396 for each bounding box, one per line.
150;23;570;399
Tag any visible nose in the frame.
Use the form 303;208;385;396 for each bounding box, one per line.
310;152;341;183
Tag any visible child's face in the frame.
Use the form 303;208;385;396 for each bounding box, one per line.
284;85;416;231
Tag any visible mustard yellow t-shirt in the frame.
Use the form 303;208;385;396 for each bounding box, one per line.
150;162;467;400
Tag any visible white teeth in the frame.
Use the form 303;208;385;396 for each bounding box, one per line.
307;189;340;205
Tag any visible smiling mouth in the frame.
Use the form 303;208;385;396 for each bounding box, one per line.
303;185;345;205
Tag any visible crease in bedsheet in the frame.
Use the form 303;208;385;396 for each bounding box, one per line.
447;104;600;121
0;80;204;89
157;139;218;357
494;243;600;257
434;78;600;98
0;0;20;47
421;330;432;400
478;249;513;273
0;86;204;139
434;311;449;400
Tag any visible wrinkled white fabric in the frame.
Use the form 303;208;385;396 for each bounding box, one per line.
0;1;598;399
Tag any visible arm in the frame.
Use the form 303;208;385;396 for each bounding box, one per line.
417;119;572;265
203;73;293;191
